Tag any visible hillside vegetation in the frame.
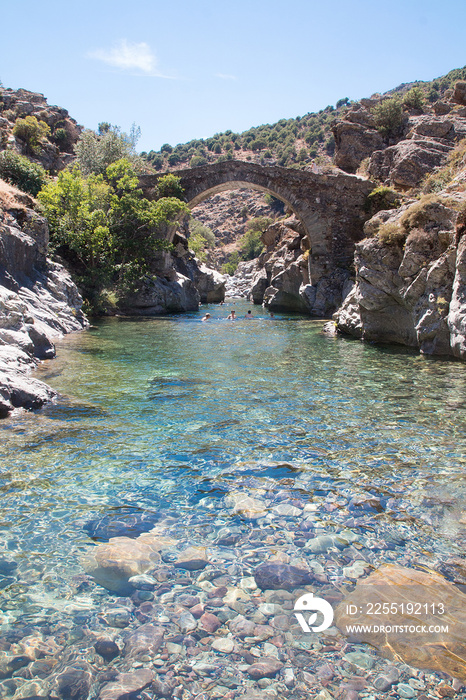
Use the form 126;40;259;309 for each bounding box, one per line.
143;67;466;172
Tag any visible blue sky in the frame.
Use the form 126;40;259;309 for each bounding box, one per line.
1;0;465;152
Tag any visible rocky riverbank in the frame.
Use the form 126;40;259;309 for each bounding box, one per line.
332;205;466;359
224;85;466;358
0;174;227;417
0;181;87;416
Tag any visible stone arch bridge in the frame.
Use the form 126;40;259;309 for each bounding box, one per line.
140;160;373;286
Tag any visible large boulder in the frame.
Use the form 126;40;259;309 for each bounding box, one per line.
368;138;452;189
335;564;466;680
192;263;226;303
120;272;200;314
332;119;385;173
250;268;269;304
368;115;466;188
452;80;466;106
81;535;163;594
264;262;308;312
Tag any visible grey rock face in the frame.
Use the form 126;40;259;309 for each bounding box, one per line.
229;216;352;316
333;118;385;173
120;271;200;314
334;202;466;358
0;193;87;416
449;234;466;359
368;115;466;188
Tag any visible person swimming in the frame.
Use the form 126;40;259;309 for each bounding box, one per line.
227;310;237;319
244;310;253;319
202;313;211;321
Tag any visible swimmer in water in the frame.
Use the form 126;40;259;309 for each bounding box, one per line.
227;310;237;319
202;313;211;321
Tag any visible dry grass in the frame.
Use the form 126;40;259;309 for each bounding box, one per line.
398;194;445;231
422;138;466;194
377;221;407;246
375;194;451;247
0;178;34;212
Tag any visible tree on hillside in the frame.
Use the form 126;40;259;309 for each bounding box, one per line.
371;97;404;138
13;116;51;155
38;163;188;310
0;151;47;196
74;123;143;175
240;216;272;260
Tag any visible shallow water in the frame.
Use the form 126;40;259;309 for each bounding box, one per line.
1;299;466;634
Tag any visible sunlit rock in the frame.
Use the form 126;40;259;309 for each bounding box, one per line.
335;564;466;680
224;491;268;519
81;536;162;594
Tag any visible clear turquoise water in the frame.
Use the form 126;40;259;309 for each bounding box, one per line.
1;300;466;624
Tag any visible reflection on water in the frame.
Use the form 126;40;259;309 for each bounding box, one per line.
1;300;466;627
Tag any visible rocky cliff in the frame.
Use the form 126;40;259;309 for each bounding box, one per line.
0;87;82;173
225;78;466;359
0;180;87;416
329;79;466;358
332;197;466;359
329;80;466;358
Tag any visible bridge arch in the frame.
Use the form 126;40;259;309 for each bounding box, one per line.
140;160;373;285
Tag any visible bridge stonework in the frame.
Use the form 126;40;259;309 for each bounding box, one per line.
140;161;374;286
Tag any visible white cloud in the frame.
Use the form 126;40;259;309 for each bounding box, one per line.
88;40;161;75
215;73;237;81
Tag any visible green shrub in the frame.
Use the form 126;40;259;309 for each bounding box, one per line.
13;116;51;153
150;154;164;170
365;186;401;215
188;218;215;260
156;173;184;200
298;147;308;161
74;125;143;175
371;97;404;138
250;138;268;151
377;221;407;246
238;217;272;260
336;97;349;109
167;152;181;166
54;127;68;147
221;251;240;275
403;87;425;111
190;155;207;167
0;150;47;195
240;229;264;259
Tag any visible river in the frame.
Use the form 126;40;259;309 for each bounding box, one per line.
1;300;466;697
